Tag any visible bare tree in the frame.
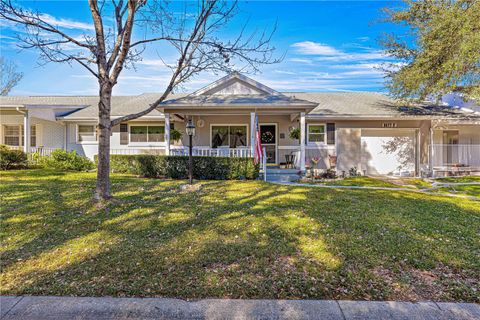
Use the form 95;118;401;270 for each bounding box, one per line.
1;56;23;95
0;0;278;201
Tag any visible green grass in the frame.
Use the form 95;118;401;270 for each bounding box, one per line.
435;176;480;183
1;169;479;302
319;177;433;189
320;177;399;188
435;185;480;197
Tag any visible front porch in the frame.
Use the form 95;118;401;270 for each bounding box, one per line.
430;144;480;177
429;120;480;177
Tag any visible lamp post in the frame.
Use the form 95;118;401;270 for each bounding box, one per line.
186;119;196;185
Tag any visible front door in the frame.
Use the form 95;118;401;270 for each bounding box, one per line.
443;130;459;164
260;124;277;164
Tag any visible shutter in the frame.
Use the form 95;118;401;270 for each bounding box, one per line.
327;123;335;145
120;123;128;145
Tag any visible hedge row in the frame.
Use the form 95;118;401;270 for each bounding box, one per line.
102;155;259;180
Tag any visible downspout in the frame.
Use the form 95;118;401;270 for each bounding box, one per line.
63;121;68;151
16;107;29;153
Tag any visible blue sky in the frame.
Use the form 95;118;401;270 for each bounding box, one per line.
0;1;404;95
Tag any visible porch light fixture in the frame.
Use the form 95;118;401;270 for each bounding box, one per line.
186;119;196;185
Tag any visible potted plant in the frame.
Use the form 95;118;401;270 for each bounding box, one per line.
289;127;300;140
170;128;183;144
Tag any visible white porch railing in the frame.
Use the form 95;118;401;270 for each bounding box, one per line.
4;146;57;157
110;148;166;155
170;147;267;180
430;144;480;169
30;147;57;157
170;147;252;158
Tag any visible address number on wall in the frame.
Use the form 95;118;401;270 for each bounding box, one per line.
382;122;398;128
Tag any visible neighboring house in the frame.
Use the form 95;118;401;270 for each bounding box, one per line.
1;72;479;177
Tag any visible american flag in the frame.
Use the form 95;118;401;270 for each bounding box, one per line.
254;115;263;165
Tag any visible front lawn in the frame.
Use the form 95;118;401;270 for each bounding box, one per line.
316;176;434;189
435;185;480;197
435;176;480;183
1;169;479;302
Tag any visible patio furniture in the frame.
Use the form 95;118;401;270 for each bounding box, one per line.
285;153;296;169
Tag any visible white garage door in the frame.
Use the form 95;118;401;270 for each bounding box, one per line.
361;129;415;176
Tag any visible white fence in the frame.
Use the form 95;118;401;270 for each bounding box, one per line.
170;147;252;158
110;148;166;155
5;146;57;157
170;147;266;180
430;144;480;169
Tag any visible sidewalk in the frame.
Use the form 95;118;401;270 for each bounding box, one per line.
1;296;479;320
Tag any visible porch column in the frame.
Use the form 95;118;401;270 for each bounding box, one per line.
23;111;30;153
250;112;255;155
415;129;420;177
300;112;306;171
429;126;434;176
164;113;170;155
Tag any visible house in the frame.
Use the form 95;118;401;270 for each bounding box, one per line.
1;72;479;177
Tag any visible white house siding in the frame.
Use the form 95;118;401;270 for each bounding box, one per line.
336;128;362;173
0;112;65;149
66;121;168;159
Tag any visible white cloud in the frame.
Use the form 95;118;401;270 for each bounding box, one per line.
291;41;390;63
331;63;381;70
40;14;94;31
137;59;169;67
356;36;370;42
291;41;342;55
288;58;314;64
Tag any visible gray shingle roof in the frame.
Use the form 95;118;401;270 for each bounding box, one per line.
1;92;478;120
161;93;317;108
288;92;480;118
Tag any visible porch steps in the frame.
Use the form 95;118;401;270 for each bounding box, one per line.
265;168;302;183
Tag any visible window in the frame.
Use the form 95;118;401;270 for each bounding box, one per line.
4;125;20;146
77;125;96;142
130;125;165;143
28;125;36;147
211;125;247;148
3;125;36;147
120;124;128;145
326;123;335;145
308;124;326;143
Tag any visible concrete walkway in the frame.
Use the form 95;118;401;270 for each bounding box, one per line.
1;296;479;320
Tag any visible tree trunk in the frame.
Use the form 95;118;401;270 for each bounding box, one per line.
95;83;113;201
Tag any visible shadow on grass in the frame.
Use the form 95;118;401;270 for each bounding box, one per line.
1;169;479;301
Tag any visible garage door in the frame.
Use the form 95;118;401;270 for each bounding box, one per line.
361;129;415;176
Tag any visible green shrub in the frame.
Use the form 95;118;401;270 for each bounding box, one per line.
103;154;259;180
0;145;28;170
41;150;94;171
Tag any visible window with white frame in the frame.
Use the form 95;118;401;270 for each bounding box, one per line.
211;125;247;148
307;124;326;143
3;125;36;147
130;125;165;143
77;125;97;142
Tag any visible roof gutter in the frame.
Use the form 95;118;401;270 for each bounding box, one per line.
15;106;26;115
305;114;480;121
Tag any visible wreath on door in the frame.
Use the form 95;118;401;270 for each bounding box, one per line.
261;131;274;143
